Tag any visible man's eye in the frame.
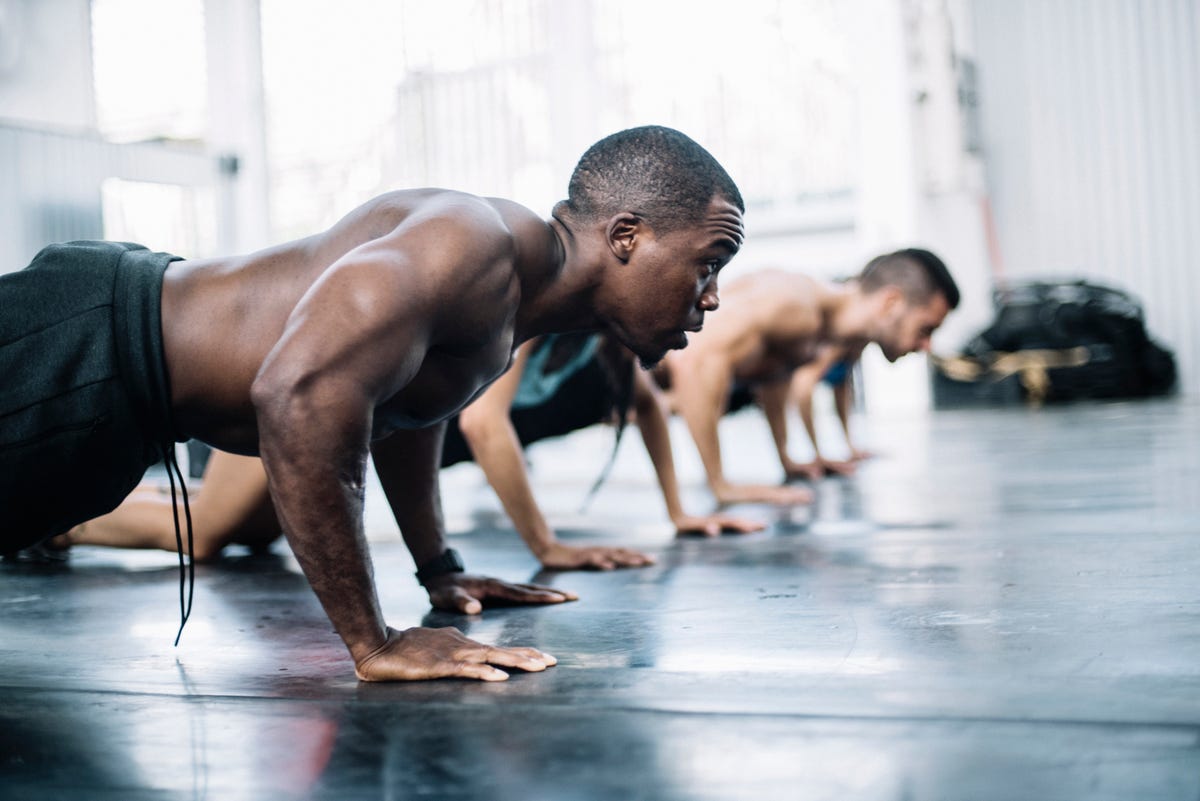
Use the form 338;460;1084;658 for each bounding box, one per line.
703;261;719;276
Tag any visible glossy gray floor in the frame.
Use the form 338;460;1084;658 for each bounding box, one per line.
2;400;1199;801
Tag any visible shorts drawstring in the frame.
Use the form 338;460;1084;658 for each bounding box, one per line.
162;442;195;646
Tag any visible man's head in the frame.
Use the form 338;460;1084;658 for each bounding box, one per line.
557;126;745;368
858;248;959;362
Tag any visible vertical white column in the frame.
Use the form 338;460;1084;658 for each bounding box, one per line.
851;0;920;252
204;0;270;254
545;0;598;192
848;0;994;414
847;0;931;414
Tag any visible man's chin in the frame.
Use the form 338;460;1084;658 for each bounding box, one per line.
632;342;673;370
636;350;667;370
619;329;681;370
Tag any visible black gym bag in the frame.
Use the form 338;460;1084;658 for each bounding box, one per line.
937;279;1176;404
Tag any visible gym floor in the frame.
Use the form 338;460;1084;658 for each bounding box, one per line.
2;400;1198;800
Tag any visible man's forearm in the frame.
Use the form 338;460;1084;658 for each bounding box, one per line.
755;379;794;468
833;380;854;447
796;385;822;460
258;410;387;663
372;423;453;569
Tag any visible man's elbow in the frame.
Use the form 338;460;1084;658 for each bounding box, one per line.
250;371;290;428
250;368;321;439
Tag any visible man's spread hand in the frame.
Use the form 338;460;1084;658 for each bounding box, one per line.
355;626;556;681
423;573;578;615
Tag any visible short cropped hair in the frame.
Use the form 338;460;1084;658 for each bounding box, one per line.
859;248;960;309
563;126;744;231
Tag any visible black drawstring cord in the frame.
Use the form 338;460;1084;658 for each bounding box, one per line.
163;442;195;646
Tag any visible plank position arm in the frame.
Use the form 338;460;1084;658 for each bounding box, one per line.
787;345;864;477
631;369;764;536
251;212;557;681
457;339;654;570
760;345;845;480
671;352;811;506
830;349;871;461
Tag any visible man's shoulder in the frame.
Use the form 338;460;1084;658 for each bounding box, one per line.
353;189;551;257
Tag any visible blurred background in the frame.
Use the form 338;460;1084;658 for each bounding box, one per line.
0;0;1196;409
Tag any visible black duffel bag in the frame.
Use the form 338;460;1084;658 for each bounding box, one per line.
959;279;1176;401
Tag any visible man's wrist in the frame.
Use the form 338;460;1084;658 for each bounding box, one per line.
414;547;465;585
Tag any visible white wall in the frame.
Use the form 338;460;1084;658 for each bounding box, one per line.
971;0;1200;396
0;0;94;129
204;0;270;253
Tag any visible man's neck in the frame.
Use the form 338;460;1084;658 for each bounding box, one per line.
822;283;870;345
513;216;603;343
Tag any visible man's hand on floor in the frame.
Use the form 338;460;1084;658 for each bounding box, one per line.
423;573;578;614
672;511;765;538
354;626;556;682
715;482;813;506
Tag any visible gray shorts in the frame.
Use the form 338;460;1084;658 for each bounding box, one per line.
0;241;181;549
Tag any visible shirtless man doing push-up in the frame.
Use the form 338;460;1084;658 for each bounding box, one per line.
0;126;745;682
656;249;959;505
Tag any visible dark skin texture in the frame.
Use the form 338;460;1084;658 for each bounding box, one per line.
159;188;744;681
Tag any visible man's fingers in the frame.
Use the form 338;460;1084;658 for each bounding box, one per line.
512;646;557;667
480;646;555;672
724;518;765;534
491;582;574;604
453;661;509;681
573;547;651;570
513;583;580;602
607;548;653;567
356;628;558;682
588;553;617;570
782;486;814;504
441;586;482;615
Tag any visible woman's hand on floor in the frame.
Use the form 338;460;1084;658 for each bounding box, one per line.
537;541;655;571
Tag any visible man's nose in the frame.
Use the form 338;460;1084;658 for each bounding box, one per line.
698;283;720;312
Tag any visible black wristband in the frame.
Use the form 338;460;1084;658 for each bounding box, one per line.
415;547;465;585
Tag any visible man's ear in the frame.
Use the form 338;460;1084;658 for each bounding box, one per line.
878;285;907;314
606;212;643;262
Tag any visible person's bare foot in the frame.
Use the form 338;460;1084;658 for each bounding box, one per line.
46;531;74;551
2;537;70;563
